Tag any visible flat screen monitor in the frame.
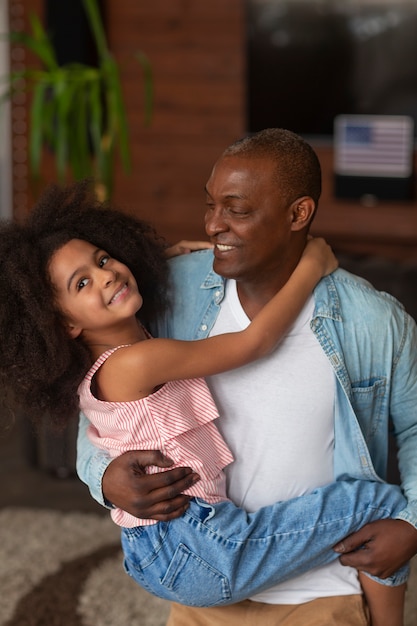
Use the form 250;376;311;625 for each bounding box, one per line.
247;0;417;140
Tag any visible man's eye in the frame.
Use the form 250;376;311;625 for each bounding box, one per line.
99;255;109;267
229;207;249;216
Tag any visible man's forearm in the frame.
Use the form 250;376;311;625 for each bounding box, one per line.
76;412;113;508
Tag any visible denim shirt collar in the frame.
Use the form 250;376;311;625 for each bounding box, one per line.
200;264;345;319
313;274;343;323
200;267;224;300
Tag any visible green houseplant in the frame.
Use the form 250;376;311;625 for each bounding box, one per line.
4;0;152;201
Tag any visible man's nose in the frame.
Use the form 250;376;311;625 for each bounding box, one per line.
205;207;227;236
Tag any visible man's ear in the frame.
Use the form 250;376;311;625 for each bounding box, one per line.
290;197;316;232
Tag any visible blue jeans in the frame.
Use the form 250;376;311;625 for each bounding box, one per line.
121;479;409;607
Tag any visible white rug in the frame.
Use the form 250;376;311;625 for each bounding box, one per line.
0;507;170;626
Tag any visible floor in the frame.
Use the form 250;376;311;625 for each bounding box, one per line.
0;411;101;514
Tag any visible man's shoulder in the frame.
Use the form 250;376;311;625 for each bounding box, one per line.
332;268;403;303
159;250;222;339
324;267;407;320
168;249;219;286
332;267;379;292
169;248;213;270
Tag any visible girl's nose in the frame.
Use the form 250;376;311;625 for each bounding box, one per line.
100;267;116;287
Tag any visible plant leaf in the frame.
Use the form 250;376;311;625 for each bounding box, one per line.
4;0;152;199
82;0;109;61
135;51;153;126
102;57;131;173
29;80;49;177
11;14;58;70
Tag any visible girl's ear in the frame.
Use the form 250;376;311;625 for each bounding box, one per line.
67;323;82;339
290;197;316;231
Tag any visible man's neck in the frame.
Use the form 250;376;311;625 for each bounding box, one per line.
234;252;305;320
235;279;287;320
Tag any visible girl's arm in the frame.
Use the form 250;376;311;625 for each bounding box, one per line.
101;238;337;400
165;240;213;258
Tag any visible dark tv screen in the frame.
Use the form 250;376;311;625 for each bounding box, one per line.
247;1;417;139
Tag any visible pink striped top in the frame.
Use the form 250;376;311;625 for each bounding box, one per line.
79;346;234;528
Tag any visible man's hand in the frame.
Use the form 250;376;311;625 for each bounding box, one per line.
102;450;200;521
333;519;417;578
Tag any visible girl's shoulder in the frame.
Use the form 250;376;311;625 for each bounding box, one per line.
91;343;152;402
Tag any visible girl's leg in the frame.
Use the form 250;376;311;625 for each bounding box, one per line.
359;572;405;626
121;478;408;606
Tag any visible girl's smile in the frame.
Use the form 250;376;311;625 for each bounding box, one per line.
109;283;130;305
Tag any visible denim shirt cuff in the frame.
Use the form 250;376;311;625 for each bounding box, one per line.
363;562;410;587
80;450;113;509
394;499;417;530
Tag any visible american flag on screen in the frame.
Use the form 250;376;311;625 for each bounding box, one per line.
334;115;414;178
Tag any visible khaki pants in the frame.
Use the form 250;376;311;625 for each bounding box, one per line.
166;595;370;626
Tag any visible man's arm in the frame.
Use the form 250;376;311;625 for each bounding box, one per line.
76;411;113;507
77;412;200;519
335;311;417;576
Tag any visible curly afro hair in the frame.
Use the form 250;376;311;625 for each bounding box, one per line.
0;180;169;429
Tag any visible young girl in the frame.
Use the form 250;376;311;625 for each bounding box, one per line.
0;181;407;623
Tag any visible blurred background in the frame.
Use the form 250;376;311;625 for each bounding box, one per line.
1;0;417;510
1;0;417;248
1;4;417;622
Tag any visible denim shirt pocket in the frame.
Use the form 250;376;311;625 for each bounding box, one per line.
334;381;382;481
350;377;386;442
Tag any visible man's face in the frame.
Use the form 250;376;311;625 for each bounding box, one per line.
204;155;301;285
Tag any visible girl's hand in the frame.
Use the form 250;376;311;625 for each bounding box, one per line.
301;237;338;277
165;240;214;259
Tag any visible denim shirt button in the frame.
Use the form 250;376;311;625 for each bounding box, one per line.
201;324;208;331
215;290;221;297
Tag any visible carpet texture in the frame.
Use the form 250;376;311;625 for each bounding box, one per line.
0;507;170;626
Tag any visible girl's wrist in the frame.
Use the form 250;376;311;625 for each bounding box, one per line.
297;255;325;282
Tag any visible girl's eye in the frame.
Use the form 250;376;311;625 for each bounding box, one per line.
99;255;109;268
77;278;89;291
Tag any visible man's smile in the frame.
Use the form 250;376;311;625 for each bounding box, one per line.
215;244;235;252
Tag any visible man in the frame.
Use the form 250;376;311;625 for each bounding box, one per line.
77;129;417;625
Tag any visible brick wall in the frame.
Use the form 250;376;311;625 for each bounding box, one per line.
10;0;246;242
103;0;246;242
9;0;43;221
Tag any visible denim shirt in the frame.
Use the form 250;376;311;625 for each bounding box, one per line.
77;249;417;528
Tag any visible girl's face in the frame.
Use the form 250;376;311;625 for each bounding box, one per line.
48;238;143;341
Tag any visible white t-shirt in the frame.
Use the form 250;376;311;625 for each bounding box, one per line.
206;279;361;604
